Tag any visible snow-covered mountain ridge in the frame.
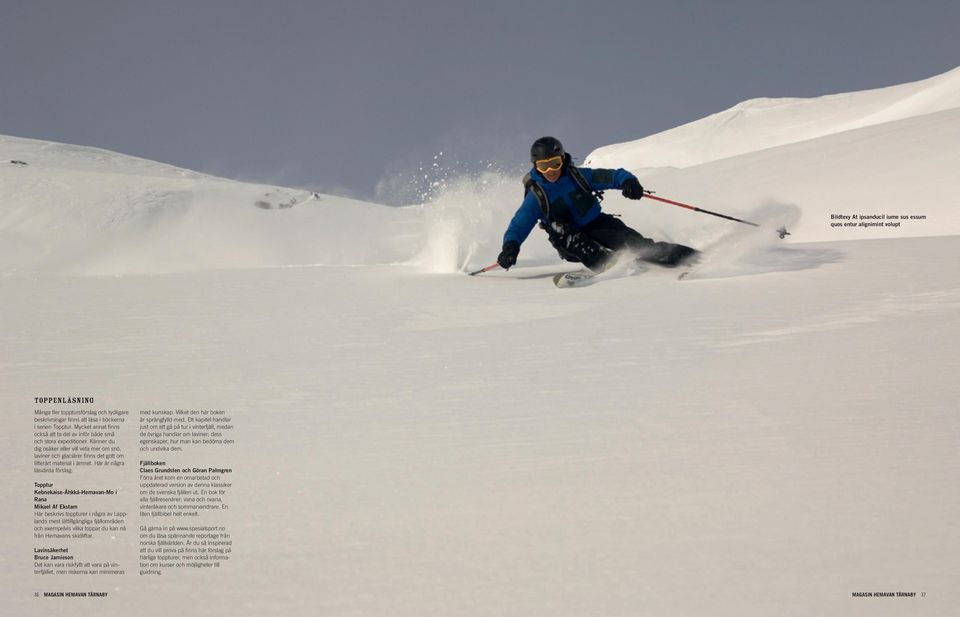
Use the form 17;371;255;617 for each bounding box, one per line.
0;134;423;275
586;65;960;169
584;66;959;246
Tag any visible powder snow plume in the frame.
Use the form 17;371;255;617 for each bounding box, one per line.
406;170;523;273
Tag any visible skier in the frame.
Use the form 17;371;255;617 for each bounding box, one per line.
497;137;697;273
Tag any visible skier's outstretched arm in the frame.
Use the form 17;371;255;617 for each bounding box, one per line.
498;194;541;269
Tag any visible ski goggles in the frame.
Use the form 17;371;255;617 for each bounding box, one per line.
534;155;563;173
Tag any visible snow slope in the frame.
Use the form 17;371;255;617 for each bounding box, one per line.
2;239;958;617
0;135;423;275
617;107;960;245
2;69;959;617
586;66;960;244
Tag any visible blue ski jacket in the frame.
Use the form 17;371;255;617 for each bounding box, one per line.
502;165;637;247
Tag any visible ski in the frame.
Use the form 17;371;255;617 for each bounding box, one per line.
553;270;598;288
556;263;699;287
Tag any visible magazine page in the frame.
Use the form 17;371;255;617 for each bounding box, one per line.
2;3;958;616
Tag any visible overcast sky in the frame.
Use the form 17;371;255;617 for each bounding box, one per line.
2;0;958;203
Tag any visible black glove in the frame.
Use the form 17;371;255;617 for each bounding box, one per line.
497;241;520;270
621;177;644;200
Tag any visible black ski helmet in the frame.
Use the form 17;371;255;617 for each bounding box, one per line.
530;136;564;163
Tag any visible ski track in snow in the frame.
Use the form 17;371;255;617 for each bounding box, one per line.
726;287;960;346
3;235;958;617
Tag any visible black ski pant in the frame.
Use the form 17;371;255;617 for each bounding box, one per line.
545;213;697;272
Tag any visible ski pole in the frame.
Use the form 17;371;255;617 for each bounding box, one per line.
643;191;790;238
644;191;758;226
468;262;501;276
